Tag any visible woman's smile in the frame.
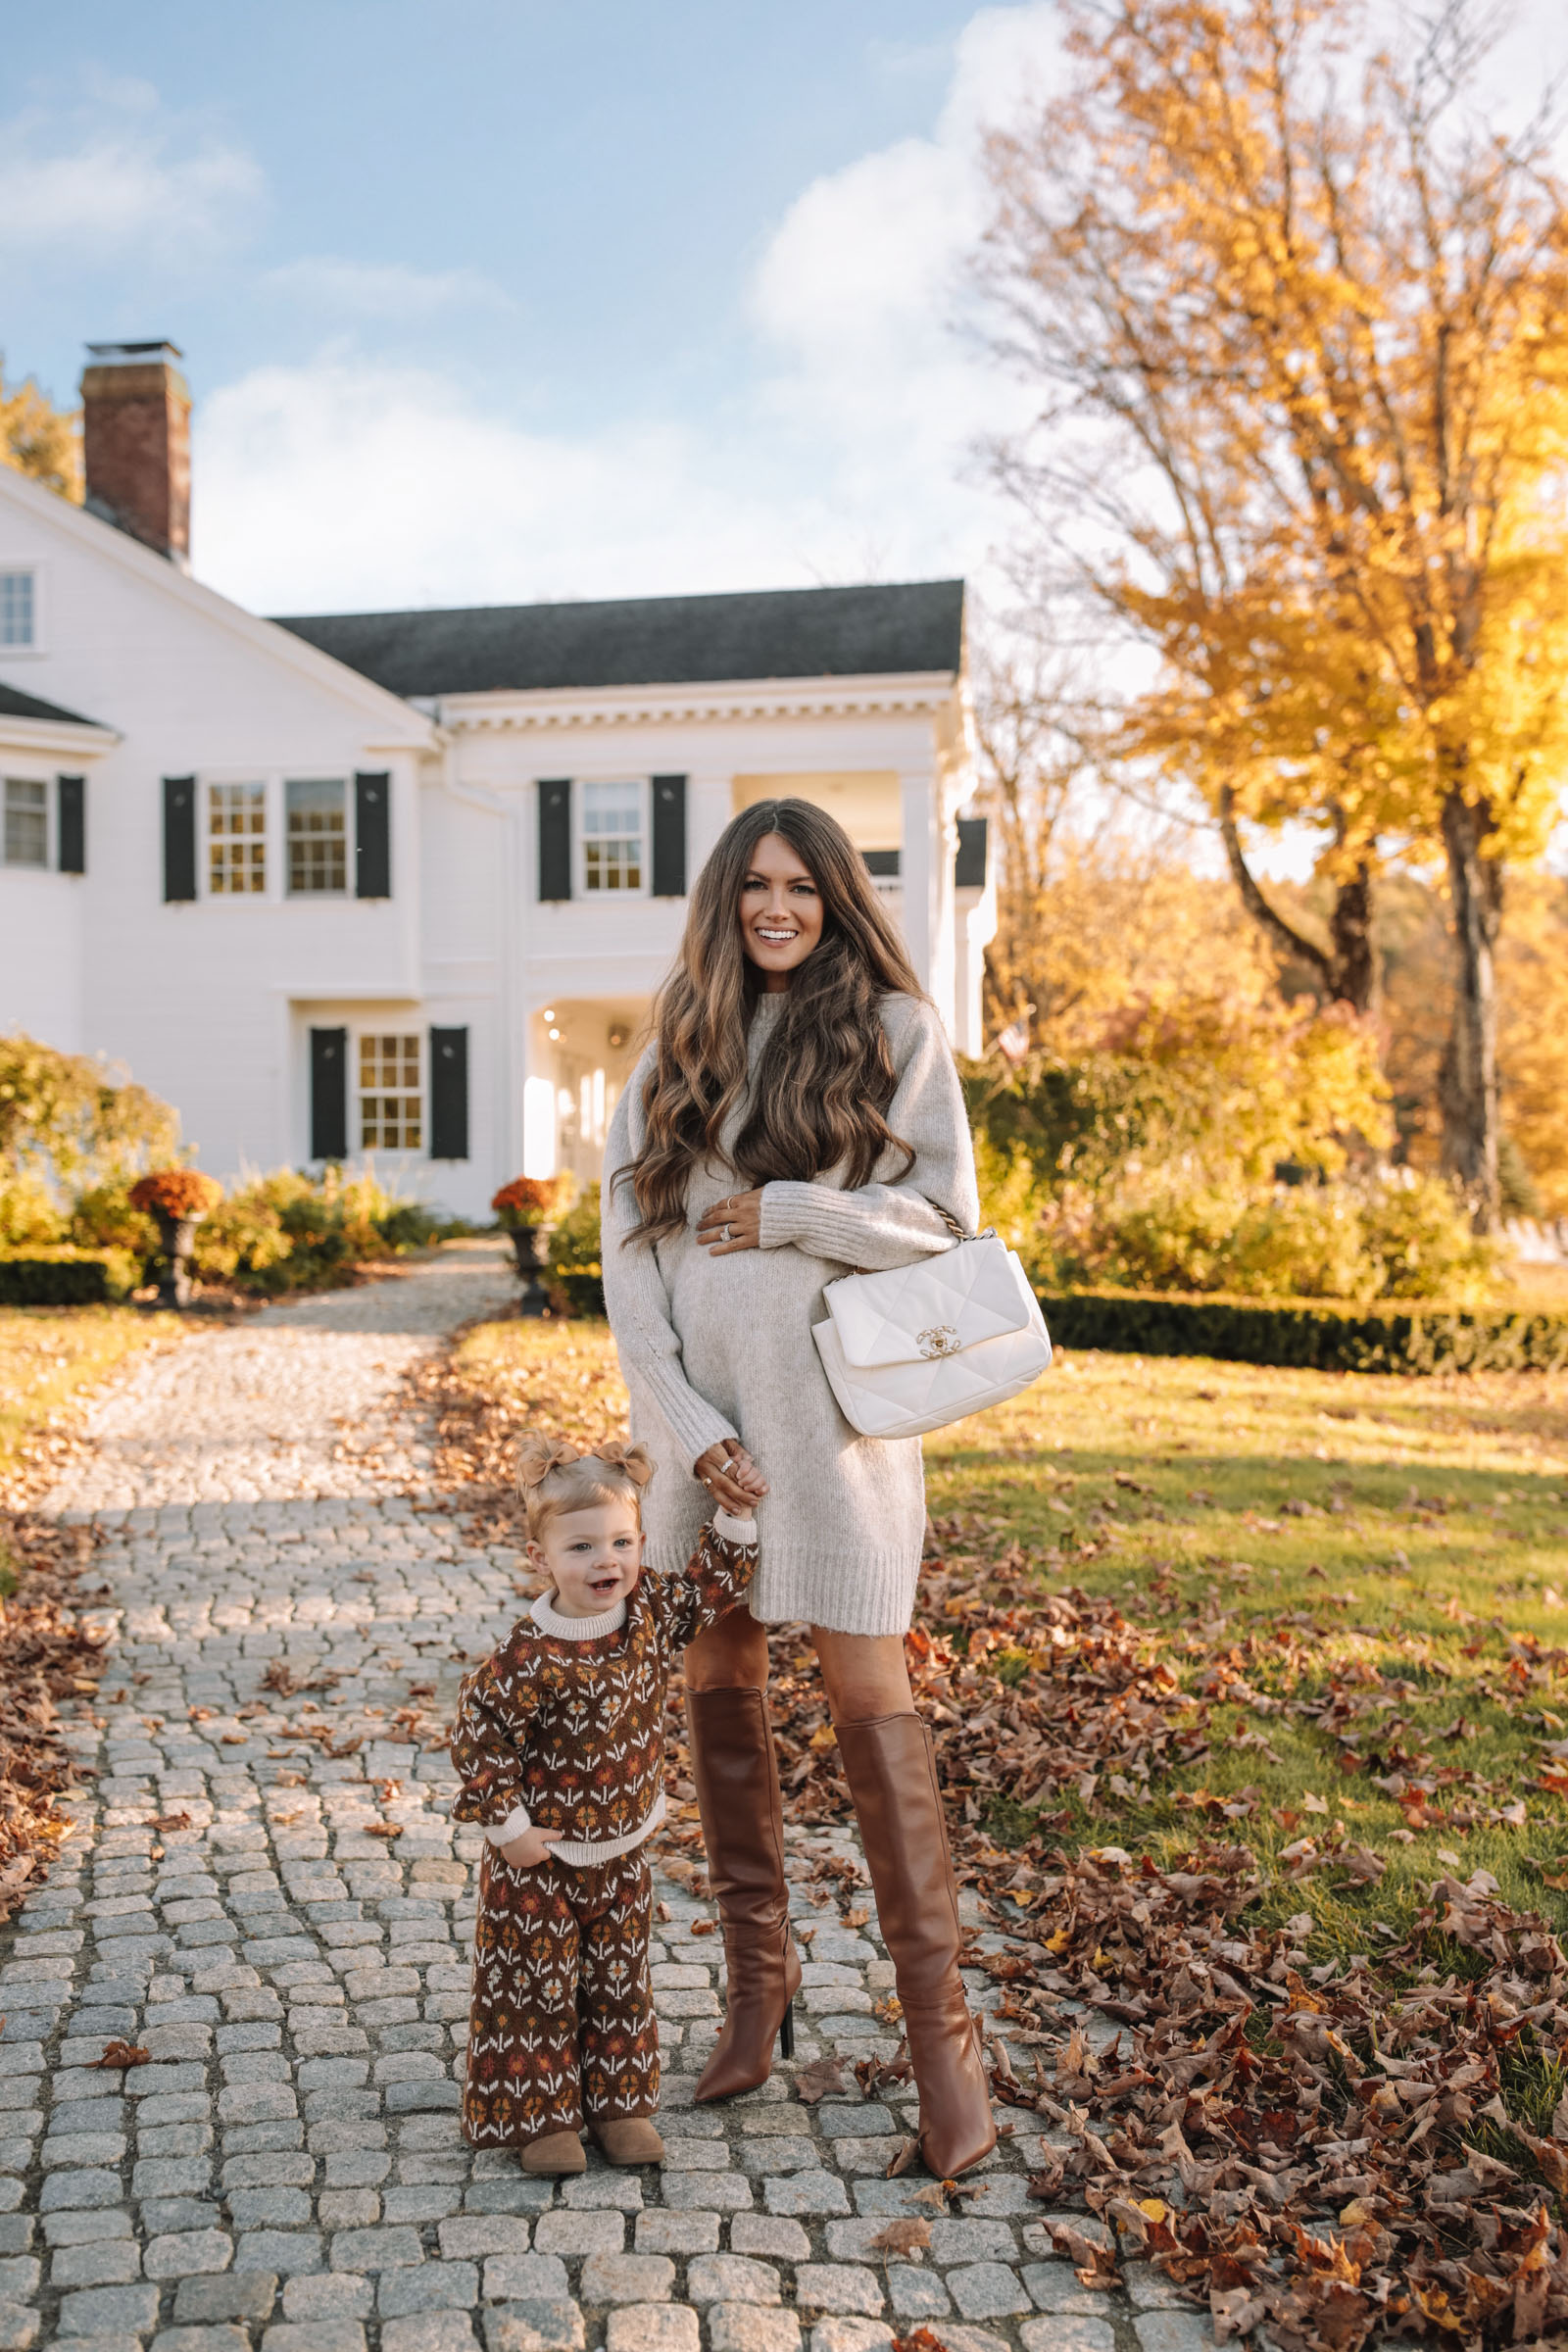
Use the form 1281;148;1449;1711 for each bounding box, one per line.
738;832;825;983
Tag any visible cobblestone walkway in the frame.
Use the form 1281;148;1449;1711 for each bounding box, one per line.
3;1243;1197;2352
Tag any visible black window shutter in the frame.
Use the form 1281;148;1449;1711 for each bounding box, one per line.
310;1027;349;1161
429;1027;469;1160
163;776;196;902
355;772;391;899
538;779;571;900
651;773;687;897
57;776;86;875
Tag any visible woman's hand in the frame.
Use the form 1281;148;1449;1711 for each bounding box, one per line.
694;1442;768;1515
696;1188;765;1254
496;1826;559;1869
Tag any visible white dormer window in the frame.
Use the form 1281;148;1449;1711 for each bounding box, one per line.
0;572;34;649
578;779;646;894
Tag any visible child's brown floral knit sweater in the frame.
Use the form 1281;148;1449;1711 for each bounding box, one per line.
449;1510;756;1865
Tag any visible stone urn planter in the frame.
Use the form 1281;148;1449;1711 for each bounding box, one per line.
128;1169;223;1313
509;1222;556;1318
154;1213;202;1309
492;1176;573;1321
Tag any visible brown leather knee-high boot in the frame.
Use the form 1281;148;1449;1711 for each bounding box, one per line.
686;1687;803;2103
836;1712;997;2179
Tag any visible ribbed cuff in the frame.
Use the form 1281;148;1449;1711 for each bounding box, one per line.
759;1181;873;1262
485;1805;532;1846
711;1508;758;1544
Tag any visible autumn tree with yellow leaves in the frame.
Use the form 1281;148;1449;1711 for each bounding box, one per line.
0;369;81;502
973;0;1568;1227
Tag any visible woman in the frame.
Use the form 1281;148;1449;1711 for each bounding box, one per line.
601;797;994;2180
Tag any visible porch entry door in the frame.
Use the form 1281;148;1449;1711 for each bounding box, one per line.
555;1054;610;1188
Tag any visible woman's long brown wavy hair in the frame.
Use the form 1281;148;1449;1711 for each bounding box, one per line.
619;798;926;1245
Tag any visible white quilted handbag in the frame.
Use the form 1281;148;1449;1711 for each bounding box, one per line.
810;1230;1053;1440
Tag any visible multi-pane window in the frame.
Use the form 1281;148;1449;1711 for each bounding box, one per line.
3;778;46;867
0;573;34;649
209;783;266;895
359;1035;422;1151
286;777;347;895
580;780;644;893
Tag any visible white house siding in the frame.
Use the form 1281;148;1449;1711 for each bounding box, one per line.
0;466;433;1190
428;680;971;1202
1;465;981;1221
0;858;86;1050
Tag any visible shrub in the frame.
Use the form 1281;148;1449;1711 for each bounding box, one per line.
0;1033;177;1187
71;1181;158;1256
0;1171;67;1249
547;1192;605;1315
190;1169;455;1296
1040;1286;1568;1374
377;1200;445;1250
0;1247;139;1304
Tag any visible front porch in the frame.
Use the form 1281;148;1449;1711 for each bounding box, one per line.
520;996;649;1187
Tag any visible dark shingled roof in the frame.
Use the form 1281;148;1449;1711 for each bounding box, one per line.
272;579;965;699
0;681;97;727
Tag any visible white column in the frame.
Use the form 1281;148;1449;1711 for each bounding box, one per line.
688;768;734;881
900;772;935;993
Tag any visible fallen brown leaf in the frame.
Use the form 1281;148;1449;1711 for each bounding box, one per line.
866;2219;931;2258
794;2055;851;2103
93;2040;150;2069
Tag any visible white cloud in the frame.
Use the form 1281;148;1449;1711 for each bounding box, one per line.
195;358;827;612
193;5;1063;612
0;90;263;269
262;258;514;320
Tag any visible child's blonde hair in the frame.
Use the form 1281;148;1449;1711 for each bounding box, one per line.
514;1435;655;1544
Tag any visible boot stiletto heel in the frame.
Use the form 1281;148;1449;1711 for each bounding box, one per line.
779;2000;796;2060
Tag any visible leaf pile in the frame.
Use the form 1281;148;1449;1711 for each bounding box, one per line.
764;1553;1210;1838
970;1842;1568;2351
0;1514;105;1921
408;1321;622;1543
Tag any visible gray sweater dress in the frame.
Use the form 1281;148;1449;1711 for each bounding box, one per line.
600;992;980;1638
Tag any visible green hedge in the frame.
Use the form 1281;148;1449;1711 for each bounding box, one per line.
0;1248;139;1307
508;1266;1568;1375
1040;1287;1568;1374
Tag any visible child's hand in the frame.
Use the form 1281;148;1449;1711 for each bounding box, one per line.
496;1826;559;1869
695;1443;767;1513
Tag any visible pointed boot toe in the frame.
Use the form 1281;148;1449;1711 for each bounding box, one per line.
909;2013;997;2179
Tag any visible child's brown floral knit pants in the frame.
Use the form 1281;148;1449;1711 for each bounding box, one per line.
462;1846;658;2146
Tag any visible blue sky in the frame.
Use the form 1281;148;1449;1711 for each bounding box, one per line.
2;2;1067;612
6;1;1566;628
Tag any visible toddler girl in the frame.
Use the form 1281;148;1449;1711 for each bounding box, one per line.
450;1434;760;2174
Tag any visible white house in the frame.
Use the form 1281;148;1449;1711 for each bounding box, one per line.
0;342;995;1218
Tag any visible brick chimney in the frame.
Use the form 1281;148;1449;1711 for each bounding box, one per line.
79;341;191;567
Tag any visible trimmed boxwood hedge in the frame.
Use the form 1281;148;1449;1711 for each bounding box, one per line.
0;1248;138;1307
1040;1287;1568;1374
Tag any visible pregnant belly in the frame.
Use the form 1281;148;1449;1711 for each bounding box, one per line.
663;1238;839;1425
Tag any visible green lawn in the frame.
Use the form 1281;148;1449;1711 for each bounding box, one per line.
449;1316;1568;1948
